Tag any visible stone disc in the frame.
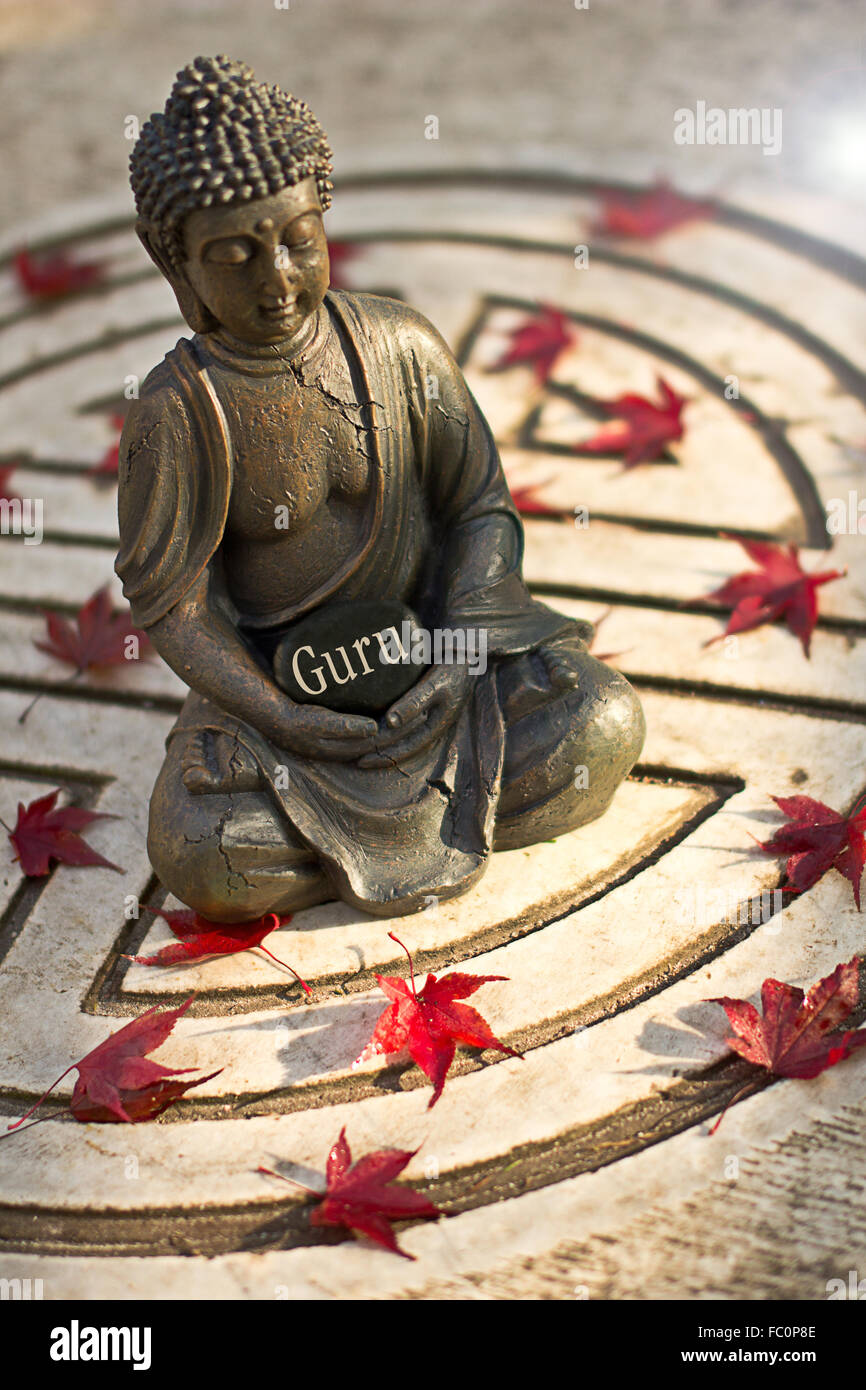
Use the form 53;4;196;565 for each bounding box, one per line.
0;171;864;1298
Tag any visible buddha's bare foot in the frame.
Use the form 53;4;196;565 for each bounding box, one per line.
181;730;261;795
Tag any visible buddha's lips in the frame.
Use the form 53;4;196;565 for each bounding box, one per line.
260;301;296;320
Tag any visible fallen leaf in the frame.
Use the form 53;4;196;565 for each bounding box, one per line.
258;1126;440;1259
486;305;577;385
505;474;562;517
756;793;866;908
707;958;866;1132
14;248;106;300
33;586;152;676
0;465;20;502
125;906;310;993
4;788;123;877
592;182;715;240
5;996;220;1131
576;376;687;467
697;534;845;657
328;240;358;289
353;932;521;1107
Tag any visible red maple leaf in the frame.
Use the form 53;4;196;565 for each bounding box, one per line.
577;376;687;467
707;958;866;1133
505;474;567;519
3;788;123;876
697;535;845;658
33;586;152;675
5;996;220;1133
125;906;310;993
87;413;126;479
14;248;106;300
353;932;522;1107
592;182;715;240
0;465;20;502
259;1126;441;1259
22;586;152;724
486;305;577;385
328;240;358;289
509;478;552;515
755;793;866;909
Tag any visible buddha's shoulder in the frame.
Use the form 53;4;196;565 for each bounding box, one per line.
137;338;202;397
328;290;454;361
120;343;196;452
121;344;186;412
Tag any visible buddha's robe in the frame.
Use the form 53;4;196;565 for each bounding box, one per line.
116;289;644;919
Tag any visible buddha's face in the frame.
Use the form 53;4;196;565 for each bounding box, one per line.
181;176;330;346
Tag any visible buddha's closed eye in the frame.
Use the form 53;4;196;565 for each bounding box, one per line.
205;239;253;265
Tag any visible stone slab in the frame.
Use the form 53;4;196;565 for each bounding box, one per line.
0;161;864;1302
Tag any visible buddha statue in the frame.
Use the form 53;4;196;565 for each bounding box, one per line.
116;55;645;922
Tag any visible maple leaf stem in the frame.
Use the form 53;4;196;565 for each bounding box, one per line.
707;1079;760;1137
5;1069;76;1130
256;946;311;996
17;689;45;725
256;1164;321;1198
18;669;81;725
16;664;81;722
0;1105;75;1141
387;931;418;999
0;817;11;834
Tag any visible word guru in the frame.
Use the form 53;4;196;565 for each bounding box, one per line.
290;622;488;697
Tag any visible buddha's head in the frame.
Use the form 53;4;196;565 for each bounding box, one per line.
130;56;333;345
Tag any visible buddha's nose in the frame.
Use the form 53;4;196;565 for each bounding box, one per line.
260;251;298;299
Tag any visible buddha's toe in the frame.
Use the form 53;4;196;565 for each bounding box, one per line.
181;732;216;793
180;730;261;795
540;645;582;691
182;762;223;795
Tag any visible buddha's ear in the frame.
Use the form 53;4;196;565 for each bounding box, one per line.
135;218;217;334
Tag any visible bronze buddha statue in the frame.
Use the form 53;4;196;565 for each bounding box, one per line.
116;56;645;922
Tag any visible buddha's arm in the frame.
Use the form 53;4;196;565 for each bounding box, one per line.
116;380;376;759
146;565;287;739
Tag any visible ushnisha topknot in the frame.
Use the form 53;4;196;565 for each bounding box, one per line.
129;55;334;271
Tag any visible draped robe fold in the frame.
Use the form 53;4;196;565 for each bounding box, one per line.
116;289;587;914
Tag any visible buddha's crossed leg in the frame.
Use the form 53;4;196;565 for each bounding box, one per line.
147;638;645;921
493;641;645;850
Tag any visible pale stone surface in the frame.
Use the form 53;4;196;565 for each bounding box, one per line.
0;94;865;1298
2;0;866;228
120;780;712;996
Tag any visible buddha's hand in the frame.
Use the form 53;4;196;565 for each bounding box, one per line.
357;663;474;769
277;701;381;762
